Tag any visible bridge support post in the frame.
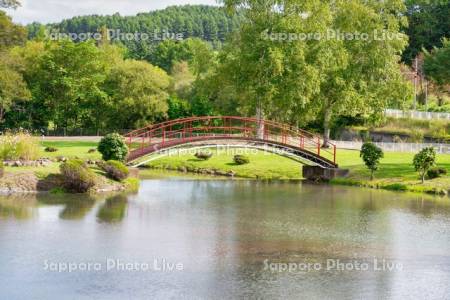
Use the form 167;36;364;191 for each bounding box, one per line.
302;166;349;181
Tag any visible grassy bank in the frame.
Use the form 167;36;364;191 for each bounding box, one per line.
2;140;449;196
333;150;450;195
145;146;450;195
145;148;302;179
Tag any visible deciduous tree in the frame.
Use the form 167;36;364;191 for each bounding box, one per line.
104;59;170;129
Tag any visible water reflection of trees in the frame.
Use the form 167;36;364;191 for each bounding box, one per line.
37;194;96;220
0;194;37;219
97;194;128;223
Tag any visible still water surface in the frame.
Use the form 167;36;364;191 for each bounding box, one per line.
1;177;450;299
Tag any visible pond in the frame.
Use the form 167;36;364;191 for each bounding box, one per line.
1;176;450;299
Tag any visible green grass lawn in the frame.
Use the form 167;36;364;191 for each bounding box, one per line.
4;141;100;175
335;149;450;194
40;141;101;160
146;148;303;179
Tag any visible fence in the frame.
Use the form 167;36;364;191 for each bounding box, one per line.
34;128;132;136
334;141;450;154
385;109;450;120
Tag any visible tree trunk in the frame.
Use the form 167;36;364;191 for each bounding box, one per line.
421;172;425;183
370;170;374;181
322;107;332;148
0;107;4;123
256;102;264;139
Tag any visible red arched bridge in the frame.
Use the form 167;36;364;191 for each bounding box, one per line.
124;116;338;169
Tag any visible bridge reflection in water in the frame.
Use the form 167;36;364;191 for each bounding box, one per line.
124;116;337;169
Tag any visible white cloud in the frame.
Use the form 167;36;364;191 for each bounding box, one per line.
5;0;219;24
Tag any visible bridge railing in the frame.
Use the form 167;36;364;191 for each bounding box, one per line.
124;116;336;164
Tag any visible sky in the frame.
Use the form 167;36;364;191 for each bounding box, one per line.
5;0;219;24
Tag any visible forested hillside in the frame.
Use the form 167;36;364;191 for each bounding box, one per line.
27;5;244;58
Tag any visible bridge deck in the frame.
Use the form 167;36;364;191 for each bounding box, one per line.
124;116;338;169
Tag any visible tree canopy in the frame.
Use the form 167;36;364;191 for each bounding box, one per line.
403;0;450;64
219;0;412;146
424;38;450;86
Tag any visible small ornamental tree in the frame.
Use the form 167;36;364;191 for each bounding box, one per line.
98;133;129;162
360;142;384;180
413;147;436;183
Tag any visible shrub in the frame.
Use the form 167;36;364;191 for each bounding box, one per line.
408;130;424;143
413;147;436;183
0;131;40;161
88;148;96;153
98;133;129;162
360;142;384;180
103;160;129;181
427;168;447;179
195;152;212;160
59;159;96;193
45;146;58;152
234;155;250;165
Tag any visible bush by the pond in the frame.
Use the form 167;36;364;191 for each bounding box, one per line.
98;133;129;162
59;159;96;193
44;146;58;152
103;160;129;181
427;167;448;179
233;155;250;165
0;131;40;161
195;152;213;160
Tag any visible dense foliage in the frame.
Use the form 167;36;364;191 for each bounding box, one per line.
98;133;129;162
0;3;441;142
360;142;384;180
403;0;450;64
424;39;450;86
27;5;244;60
59;159;96;193
413;147;436;183
220;0;411;146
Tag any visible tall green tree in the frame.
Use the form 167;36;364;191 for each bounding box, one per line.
32;40;108;129
0;11;27;50
104;59;170;129
424;38;450;86
403;0;450;64
221;0;411;146
0;52;30;123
